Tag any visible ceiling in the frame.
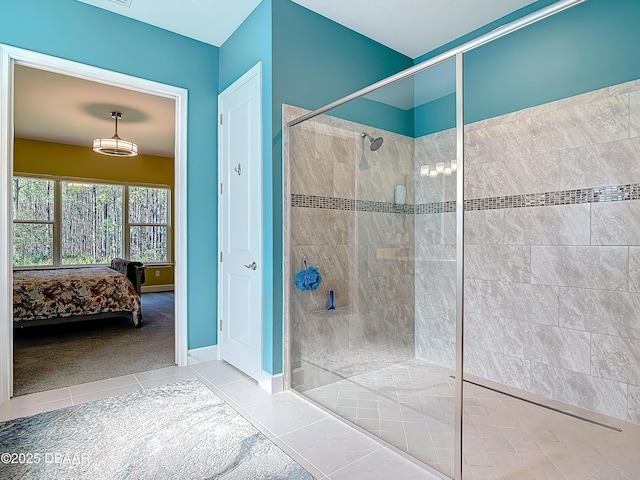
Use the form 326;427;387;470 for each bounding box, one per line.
14;65;175;158
291;0;537;59
76;0;262;48
76;0;538;59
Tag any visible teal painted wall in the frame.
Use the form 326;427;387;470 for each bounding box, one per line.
272;0;413;136
414;0;640;136
219;1;272;92
272;1;412;119
270;0;412;374
331;98;414;137
1;0;220;349
219;0;276;373
220;0;412;375
464;0;640;124
413;0;559;64
414;94;455;138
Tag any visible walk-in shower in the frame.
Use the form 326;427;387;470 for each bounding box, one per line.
284;1;640;479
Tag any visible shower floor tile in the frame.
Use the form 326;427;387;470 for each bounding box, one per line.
301;359;640;479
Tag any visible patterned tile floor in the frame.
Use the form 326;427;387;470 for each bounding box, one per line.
302;358;640;480
0;361;437;480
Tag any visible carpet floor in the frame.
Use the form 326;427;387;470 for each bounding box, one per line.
0;379;313;480
13;292;175;396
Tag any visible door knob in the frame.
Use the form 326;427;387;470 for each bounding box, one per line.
244;262;257;270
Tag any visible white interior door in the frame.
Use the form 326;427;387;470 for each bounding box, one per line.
218;62;263;380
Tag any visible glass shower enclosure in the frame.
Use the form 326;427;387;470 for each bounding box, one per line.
284;1;640;478
285;57;458;477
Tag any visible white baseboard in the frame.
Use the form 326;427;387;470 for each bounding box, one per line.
258;373;284;394
187;345;219;365
141;284;175;293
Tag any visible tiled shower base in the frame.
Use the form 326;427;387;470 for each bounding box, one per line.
301;359;640;479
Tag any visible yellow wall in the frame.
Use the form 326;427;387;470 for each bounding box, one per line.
14;138;175;287
14;138;174;185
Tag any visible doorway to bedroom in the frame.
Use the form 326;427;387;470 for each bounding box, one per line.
0;47;189;400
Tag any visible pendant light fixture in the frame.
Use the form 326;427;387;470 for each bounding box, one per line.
92;111;138;157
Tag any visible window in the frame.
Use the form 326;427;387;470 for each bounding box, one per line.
128;187;169;263
62;182;124;265
12;177;170;267
13;177;55;266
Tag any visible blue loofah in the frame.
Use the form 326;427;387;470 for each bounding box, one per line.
295;266;322;291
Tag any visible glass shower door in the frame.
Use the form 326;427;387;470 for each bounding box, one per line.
411;57;459;478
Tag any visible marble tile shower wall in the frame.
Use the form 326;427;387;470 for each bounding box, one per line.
286;106;416;391
414;129;458;368
414;78;640;424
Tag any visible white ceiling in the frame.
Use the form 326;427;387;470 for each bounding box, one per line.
76;0;538;58
76;0;262;47
14;65;175;158
291;0;537;59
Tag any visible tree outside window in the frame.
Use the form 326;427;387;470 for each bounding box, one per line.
62;182;123;265
129;186;169;263
12;177;170;267
12;177;54;266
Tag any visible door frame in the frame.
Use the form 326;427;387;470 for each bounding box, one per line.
0;44;189;402
217;62;272;389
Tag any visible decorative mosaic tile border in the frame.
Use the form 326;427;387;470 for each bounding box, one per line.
414;201;456;214
291;184;640;215
463;184;640;211
291;194;413;214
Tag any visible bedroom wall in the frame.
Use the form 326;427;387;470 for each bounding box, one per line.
13;138;175;288
1;0;219;349
13;139;173;185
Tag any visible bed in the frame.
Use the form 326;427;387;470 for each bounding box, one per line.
13;263;144;328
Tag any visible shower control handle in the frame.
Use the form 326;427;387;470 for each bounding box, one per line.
244;262;257;270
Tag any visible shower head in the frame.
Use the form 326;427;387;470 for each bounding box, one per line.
361;132;384;151
370;136;384;151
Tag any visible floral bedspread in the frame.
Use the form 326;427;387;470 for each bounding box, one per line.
13;267;141;326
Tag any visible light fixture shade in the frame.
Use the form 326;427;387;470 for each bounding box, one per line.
93;137;138;157
93;111;138;157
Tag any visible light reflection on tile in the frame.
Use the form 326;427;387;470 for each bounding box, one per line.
299;359;640;480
